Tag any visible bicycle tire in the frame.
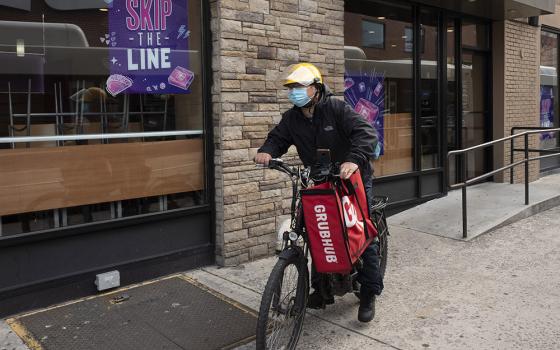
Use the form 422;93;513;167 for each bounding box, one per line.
255;248;309;350
377;211;389;278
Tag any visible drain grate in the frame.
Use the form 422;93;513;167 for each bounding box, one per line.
8;276;256;350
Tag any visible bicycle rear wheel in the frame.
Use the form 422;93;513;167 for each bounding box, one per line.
372;196;389;278
354;197;389;298
377;212;389;278
255;248;308;350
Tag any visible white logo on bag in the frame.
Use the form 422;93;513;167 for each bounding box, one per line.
314;205;338;263
342;196;358;228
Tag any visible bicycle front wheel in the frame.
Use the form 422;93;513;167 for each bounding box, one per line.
255;248;309;350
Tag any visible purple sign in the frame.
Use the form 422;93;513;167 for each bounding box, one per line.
540;86;555;141
106;0;193;96
344;72;385;156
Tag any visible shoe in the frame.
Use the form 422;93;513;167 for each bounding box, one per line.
307;290;334;309
358;295;375;322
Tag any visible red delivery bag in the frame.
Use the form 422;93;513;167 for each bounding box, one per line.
301;170;377;274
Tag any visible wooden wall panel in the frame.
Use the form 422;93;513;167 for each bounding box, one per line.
0;139;204;216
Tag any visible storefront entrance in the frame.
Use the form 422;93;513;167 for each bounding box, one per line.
447;19;492;184
344;0;492;211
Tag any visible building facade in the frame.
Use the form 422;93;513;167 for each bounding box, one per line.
0;0;557;315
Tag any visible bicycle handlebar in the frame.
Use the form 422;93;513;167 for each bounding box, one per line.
257;158;343;182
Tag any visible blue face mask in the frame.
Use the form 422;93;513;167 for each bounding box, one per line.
288;87;311;107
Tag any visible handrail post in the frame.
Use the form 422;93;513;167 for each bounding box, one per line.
524;133;529;205
510;134;514;184
462;153;468;238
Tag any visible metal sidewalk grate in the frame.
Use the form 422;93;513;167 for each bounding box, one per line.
7;276;257;350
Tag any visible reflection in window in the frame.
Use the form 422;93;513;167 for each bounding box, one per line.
0;0;207;237
404;27;424;53
446;20;458;184
420;11;439;170
45;0;108;10
361;20;385;49
345;2;414;177
539;31;560;172
0;0;31;11
461;20;489;49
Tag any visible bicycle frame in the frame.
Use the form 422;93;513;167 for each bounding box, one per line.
266;160;309;255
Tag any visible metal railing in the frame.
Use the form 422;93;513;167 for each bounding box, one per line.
447;127;560;238
0;130;203;144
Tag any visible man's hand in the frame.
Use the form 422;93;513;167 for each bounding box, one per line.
255;152;272;166
340;162;358;179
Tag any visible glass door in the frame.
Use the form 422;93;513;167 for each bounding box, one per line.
461;50;490;179
446;19;458;185
446;18;491;185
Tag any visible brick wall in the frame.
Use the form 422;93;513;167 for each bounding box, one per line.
503;20;540;183
211;0;345;265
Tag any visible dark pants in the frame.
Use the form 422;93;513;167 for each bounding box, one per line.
311;177;384;299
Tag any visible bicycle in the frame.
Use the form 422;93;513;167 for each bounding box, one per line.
255;157;389;350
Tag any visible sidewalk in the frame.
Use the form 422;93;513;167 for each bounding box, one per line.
388;172;560;240
195;206;560;349
3;178;560;349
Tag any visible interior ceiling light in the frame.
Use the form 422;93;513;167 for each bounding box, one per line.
391;44;397;47
369;31;376;34
447;28;454;32
16;39;25;57
377;17;386;20
99;8;108;12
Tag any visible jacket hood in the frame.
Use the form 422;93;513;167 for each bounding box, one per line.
317;84;334;105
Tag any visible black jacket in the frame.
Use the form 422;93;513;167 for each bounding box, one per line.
258;89;378;177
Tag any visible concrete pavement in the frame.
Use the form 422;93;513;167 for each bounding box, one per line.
388;172;560;240
192;205;560;350
3;185;560;349
0;321;27;350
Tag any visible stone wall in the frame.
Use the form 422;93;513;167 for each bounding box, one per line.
211;0;346;265
503;20;541;183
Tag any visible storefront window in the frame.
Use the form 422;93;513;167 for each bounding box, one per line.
344;1;414;177
362;20;385;49
420;10;440;170
446;19;458;184
461;20;490;180
540;30;560;171
0;0;206;236
461;20;489;49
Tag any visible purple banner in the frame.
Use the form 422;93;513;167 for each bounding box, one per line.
540;85;555;141
106;0;193;96
344;72;385;156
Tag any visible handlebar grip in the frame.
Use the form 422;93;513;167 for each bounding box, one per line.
268;158;284;168
255;158;284;169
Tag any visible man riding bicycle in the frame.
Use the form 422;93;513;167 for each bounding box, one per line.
254;63;383;322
